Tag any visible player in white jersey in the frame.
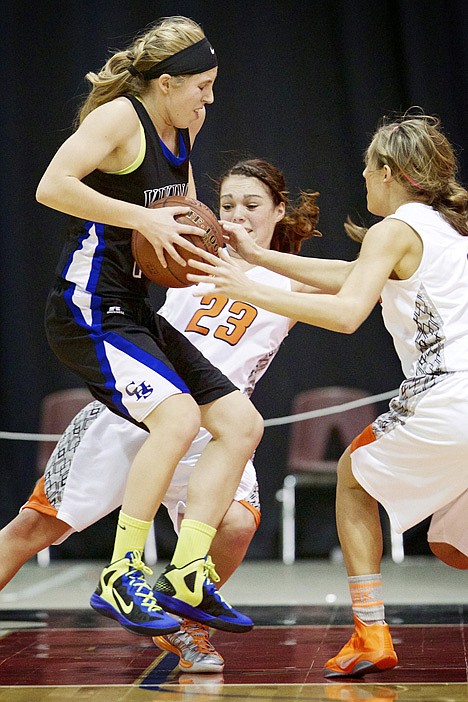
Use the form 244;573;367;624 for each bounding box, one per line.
187;114;468;677
1;158;320;673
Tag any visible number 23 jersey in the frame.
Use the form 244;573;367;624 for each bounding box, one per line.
158;266;292;398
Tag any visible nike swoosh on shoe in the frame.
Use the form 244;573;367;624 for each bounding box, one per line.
338;654;362;669
113;590;133;615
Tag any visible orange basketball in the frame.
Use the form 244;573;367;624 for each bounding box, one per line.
131;195;223;287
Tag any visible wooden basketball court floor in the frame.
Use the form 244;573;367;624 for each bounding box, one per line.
0;557;466;701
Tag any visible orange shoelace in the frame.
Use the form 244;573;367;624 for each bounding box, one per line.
181;619;217;654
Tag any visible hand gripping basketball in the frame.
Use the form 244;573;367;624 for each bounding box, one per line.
132;196;224;287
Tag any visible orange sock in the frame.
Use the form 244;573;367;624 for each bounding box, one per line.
348;573;385;623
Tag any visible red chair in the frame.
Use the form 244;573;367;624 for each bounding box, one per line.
276;386;404;564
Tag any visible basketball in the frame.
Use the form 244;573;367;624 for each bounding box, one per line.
131;195;223;287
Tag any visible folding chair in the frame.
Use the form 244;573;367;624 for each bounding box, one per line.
276;386;404;564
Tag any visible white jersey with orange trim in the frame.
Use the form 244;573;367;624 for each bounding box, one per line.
159;266;292;397
159;266;291;470
23;269;292;541
350;203;468;545
381;202;468;380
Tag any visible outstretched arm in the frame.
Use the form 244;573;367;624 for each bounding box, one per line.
189;219;415;333
220;221;355;293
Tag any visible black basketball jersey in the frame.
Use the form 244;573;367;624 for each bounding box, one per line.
54;95;191;298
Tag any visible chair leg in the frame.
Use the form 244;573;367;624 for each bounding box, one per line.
37;547;51;567
281;475;297;565
144;523;157;565
390;528;405;564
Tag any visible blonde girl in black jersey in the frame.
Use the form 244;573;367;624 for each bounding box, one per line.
36;16;263;638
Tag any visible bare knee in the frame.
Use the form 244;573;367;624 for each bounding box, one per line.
145;394;201;450
223;395;263;448
336;447;361;490
217;501;257;549
4;510;45;545
1;510;69;557
209;502;257;585
204;392;264;451
429;541;468;570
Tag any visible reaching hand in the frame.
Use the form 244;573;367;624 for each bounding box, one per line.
186;247;252;299
219;221;261;263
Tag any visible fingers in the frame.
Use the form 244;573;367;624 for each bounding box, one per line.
177;224;204;238
167;206;191;216
154;248;168;268
154;245;186;268
188;247;233;269
152;239;200;267
160;239;202;267
186;272;213;287
151;235;206;269
175;237;203;256
193;248;220;264
155;206;204;237
218;247;230;260
187;258;217;273
219;219;237;230
166;207;204;238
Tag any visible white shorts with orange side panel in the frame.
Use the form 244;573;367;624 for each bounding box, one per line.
22;400;260;544
350;373;468;537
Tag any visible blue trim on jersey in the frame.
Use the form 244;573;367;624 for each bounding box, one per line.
62;282;101;330
87;222;106;290
105;330;190;393
62;284;129;417
92;334;129;417
62;286;189;419
158;131;187;167
61;213;189;417
61;221;106;293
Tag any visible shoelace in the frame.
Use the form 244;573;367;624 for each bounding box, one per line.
203;556;220;583
126;551;162;612
202;557;230;607
180;619;218;655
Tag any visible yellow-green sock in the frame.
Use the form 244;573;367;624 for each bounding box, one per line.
111;511;152;563
171;519;216;568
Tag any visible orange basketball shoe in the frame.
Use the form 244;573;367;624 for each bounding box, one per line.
323;616;398;678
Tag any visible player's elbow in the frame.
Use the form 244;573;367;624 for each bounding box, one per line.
340;318;361;334
325;312;361;334
334;301;365;334
36;177;53;207
36;170;66;208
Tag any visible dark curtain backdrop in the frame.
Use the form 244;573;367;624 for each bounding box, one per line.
1;0;467;558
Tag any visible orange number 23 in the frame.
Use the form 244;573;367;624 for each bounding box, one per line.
185;294;258;346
